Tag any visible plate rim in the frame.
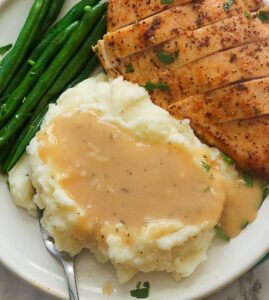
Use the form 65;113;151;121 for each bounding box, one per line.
0;220;268;300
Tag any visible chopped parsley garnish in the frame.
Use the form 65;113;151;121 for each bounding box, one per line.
244;10;252;20
130;281;150;299
125;63;135;73
243;172;253;188
144;81;169;92
157;49;179;65
240;220;249;230
258;11;269;23
215;226;230;242
28;59;36;66
223;0;235;11
161;0;174;4
201;161;210;172
262;184;269;202
220;152;234;165
0;43;12;57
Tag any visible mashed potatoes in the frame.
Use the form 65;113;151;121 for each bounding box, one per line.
9;74;242;283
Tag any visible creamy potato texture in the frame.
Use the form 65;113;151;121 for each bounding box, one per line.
8;75;262;283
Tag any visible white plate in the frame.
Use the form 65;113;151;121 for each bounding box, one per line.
1;1;269;300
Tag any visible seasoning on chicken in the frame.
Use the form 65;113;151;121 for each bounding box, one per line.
96;0;249;70
168;77;269;179
149;38;269;107
107;0;192;32
95;0;268;179
113;9;269;82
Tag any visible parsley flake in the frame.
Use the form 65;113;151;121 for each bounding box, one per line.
161;0;174;4
223;0;235;11
215;226;230;242
130;281;150;299
201;161;210;172
157;49;179;65
258;11;269;23
220;152;234;165
125;63;135;73
0;43;12;57
244;10;252;19
243;172;253;188
144;81;169;92
28;59;36;66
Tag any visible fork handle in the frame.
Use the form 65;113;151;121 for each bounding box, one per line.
62;260;80;300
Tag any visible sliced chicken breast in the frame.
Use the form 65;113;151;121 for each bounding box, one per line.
107;0;192;32
114;8;269;80
168;78;269;179
169;77;269;124
147;38;269;107
107;0;264;32
189;117;269;180
95;0;252;70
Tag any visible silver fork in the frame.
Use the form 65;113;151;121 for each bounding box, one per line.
37;208;80;300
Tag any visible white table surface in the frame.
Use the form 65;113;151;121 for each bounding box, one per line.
0;260;269;300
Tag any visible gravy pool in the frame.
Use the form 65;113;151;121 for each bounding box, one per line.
38;111;262;237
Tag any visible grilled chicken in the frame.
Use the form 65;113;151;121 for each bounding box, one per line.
148;38;269;107
114;9;269;81
96;0;251;70
107;0;264;31
169;77;269;123
96;0;269;178
107;0;192;32
168;78;269;179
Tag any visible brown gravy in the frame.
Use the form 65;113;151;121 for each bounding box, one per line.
37;111;262;238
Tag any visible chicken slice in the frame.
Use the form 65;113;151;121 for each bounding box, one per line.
107;0;192;32
107;0;264;32
95;0;253;70
114;8;269;80
168;79;269;179
169;77;269;124
147;38;269;108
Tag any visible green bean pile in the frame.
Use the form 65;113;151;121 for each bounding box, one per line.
0;0;107;173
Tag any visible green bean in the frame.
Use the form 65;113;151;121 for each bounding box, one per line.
0;0;52;96
2;53;99;173
3;0;100;98
39;0;66;37
2;107;48;173
33;14;106;117
0;21;79;128
0;138;15;167
0;3;107;150
2;30;104;173
0;44;12;57
67;55;99;89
